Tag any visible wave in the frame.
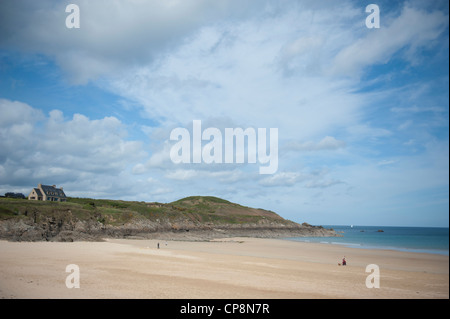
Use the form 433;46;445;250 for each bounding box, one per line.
330;241;361;247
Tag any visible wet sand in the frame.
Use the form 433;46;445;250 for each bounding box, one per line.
0;237;448;299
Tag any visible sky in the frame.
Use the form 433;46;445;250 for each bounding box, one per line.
0;0;448;227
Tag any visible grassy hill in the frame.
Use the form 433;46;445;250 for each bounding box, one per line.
0;196;293;225
0;196;335;241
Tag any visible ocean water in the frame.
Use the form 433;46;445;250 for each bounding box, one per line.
285;225;449;256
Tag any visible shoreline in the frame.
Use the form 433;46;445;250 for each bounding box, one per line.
0;237;448;299
282;237;450;256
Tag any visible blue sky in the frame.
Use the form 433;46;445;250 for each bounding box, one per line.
0;0;448;227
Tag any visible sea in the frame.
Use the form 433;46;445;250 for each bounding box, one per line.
285;225;449;256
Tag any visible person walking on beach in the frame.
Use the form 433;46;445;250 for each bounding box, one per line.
342;257;347;266
157;242;160;249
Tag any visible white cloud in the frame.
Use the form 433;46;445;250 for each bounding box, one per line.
165;168;247;184
0;99;147;196
283;136;346;153
0;99;44;127
109;5;364;141
305;179;344;189
398;120;413;131
346;124;392;142
0;0;264;84
165;169;199;181
330;5;448;77
376;159;397;166
259;172;304;187
391;106;447;114
0;99;44;164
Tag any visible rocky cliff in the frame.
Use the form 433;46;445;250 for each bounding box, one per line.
0;196;339;242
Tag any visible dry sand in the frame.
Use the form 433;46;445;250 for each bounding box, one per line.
0;237;448;299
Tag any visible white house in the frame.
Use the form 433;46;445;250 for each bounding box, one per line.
28;184;67;202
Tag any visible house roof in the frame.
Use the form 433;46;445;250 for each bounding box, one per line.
40;185;66;198
33;188;42;197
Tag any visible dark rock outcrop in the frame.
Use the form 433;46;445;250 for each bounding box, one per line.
0;212;338;242
0;210;104;242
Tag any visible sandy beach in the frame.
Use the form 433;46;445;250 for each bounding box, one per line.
0;237;448;299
